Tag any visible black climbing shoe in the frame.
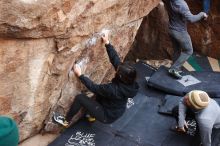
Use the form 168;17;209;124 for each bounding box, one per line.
53;112;69;127
168;69;183;79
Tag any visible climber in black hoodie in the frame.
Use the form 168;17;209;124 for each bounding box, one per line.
54;31;139;126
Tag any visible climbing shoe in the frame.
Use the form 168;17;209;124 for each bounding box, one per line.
168;69;183;79
86;114;96;122
53;112;69;127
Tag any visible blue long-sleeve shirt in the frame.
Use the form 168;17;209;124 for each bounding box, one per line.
163;0;205;31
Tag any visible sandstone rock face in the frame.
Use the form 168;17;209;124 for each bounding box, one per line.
126;3;171;60
187;0;220;58
0;0;160;141
127;0;220;61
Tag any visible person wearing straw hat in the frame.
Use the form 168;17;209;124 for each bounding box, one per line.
172;90;220;146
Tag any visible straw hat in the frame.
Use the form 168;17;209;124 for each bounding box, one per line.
188;90;210;110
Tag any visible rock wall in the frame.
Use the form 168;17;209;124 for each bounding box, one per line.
188;0;220;58
127;0;220;61
0;0;160;141
126;2;171;60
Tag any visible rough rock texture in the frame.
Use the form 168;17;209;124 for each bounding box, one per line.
0;0;160;142
143;59;172;69
126;2;171;60
0;38;55;141
127;0;220;61
188;0;220;58
19;134;58;146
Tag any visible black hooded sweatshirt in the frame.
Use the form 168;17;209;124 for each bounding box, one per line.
79;43;139;122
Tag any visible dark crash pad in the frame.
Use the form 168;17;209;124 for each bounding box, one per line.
49;94;194;146
48;62;220;146
147;66;220;98
134;62;166;98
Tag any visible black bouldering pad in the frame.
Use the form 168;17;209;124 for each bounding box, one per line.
49;62;219;146
158;95;181;115
49;94;194;146
134;62;166;98
185;71;220;98
147;66;220;98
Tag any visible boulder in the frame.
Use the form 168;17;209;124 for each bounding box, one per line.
127;0;220;60
0;0;160;141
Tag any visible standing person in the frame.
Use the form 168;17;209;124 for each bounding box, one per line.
172;90;220;146
54;31;139;126
163;0;207;79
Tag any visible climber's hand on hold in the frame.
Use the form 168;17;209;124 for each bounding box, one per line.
203;12;208;20
74;64;82;77
101;31;110;45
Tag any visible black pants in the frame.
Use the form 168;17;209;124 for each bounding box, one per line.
66;94;111;123
172;106;201;146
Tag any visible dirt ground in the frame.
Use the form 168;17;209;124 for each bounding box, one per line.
19;134;58;146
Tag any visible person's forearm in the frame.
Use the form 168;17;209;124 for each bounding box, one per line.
79;75;97;93
79;74;114;98
177;0;205;23
105;43;121;70
178;100;187;128
184;12;205;23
